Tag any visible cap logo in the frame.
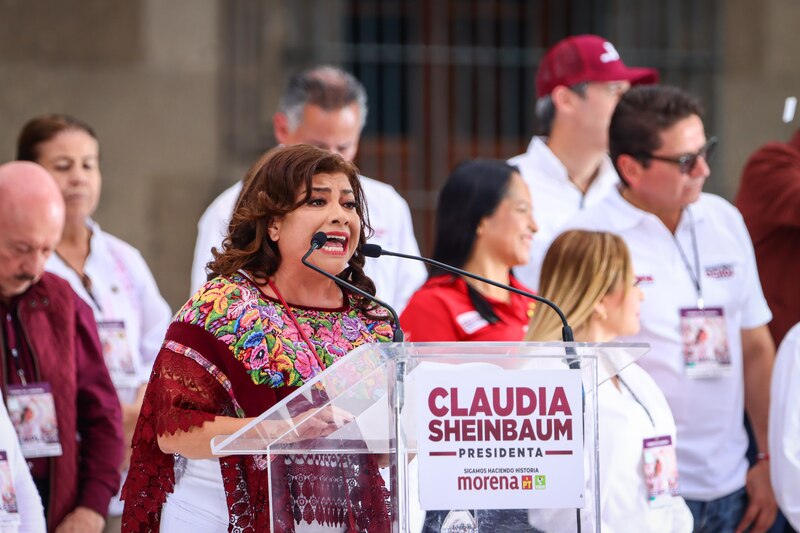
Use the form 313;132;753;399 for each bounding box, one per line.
600;42;620;63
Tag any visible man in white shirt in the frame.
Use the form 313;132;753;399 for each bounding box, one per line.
192;66;426;313
566;86;777;533
769;322;800;531
509;34;657;289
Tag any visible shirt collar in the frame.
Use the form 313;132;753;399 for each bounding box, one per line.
523;137;566;181
525;136;619;190
609;186;708;232
85;218;101;237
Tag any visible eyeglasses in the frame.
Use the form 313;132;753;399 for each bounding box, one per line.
640;137;719;175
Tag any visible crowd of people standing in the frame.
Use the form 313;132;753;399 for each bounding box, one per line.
0;33;798;533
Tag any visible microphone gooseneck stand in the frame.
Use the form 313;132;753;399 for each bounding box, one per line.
302;233;403;342
361;243;573;342
302;233;409;530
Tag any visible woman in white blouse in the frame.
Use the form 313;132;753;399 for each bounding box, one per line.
526;229;693;533
16;114;172;533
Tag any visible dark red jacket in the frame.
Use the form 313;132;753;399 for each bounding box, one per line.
735;129;800;346
0;273;123;531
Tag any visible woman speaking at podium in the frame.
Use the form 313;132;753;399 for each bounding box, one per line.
122;145;394;532
526;230;693;533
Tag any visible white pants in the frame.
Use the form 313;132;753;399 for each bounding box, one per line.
160;459;228;533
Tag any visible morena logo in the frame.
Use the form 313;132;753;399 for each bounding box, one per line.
705;264;735;279
457;474;545;491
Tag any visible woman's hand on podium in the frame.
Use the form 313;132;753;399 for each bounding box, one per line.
277;404;356;443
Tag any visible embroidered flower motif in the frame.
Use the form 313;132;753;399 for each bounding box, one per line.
371;321;394;340
238;308;259;330
341;315;365;341
293;349;317;382
317;320;343;346
227;295;256;320
266;371;284;387
271;349;293;374
177;273;393;390
246;345;270;371
264;305;285;329
218;333;236;346
325;343;348;361
200;283;238;316
182;307;198;324
283;321;316;350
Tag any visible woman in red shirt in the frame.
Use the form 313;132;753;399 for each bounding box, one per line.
401;159;539;532
400;159;538;342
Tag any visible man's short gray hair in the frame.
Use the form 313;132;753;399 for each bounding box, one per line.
534;96;556;136
533;83;588;136
278;65;368;131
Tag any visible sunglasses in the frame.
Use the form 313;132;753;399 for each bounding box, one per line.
639;137;718;175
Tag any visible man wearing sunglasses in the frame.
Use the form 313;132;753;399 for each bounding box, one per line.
565;85;778;533
509;34;658;290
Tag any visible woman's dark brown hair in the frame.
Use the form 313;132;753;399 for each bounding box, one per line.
17;114;98;162
207;144;377;312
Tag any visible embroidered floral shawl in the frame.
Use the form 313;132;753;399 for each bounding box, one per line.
121;273;393;532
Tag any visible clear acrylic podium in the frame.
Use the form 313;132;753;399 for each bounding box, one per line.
211;341;648;533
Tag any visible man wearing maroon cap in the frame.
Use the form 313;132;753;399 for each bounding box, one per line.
509;34;657;290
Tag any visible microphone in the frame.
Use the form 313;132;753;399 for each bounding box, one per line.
303;232;404;342
362;243;574;344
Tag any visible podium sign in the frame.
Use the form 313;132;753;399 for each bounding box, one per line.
416;368;584;510
211;341;649;532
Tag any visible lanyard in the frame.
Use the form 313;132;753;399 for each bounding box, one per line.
617;375;654;428
4;312;28;386
671;208;704;309
267;280;327;374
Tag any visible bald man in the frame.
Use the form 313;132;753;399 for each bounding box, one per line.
0;162;123;533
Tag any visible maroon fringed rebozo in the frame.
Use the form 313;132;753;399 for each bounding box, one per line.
121;322;391;532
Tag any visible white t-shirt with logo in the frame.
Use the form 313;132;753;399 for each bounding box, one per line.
191;176;427;314
565;188;772;501
508;137;620;290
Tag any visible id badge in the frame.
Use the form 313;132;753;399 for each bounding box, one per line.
0;451;21;526
97;320;138;388
6;383;62;458
679;307;732;378
642;435;679;507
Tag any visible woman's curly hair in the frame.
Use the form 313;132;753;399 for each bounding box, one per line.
207;144;378;314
